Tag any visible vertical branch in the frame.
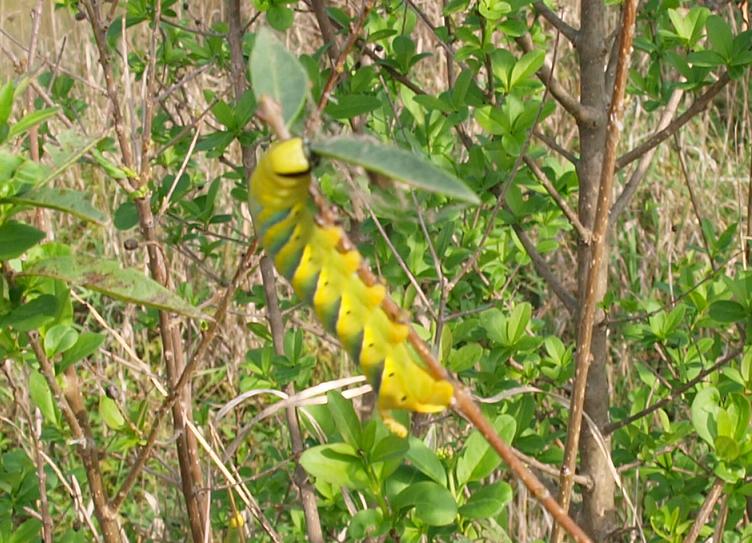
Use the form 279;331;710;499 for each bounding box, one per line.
226;3;324;542
553;1;637;540
80;1;208;540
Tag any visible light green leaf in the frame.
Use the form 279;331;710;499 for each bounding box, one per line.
325;94;381;119
391;481;457;526
29;370;57;426
406;436;447;485
0;81;15;125
691;386;720;446
459;481;513;519
2;187;107;225
456;414;516;485
250;27;308;129
21;255;204;319
0;221;45;260
60;332;105;371
309;136;480;204
299;443;370;489
510;50;545;89
8;107;59;139
44;324;79;357
99;396;125;430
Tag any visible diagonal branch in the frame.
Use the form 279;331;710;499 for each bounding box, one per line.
616;72;731;170
523;154;591;242
534;1;578;44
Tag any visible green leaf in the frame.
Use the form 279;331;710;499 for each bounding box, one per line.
44;324;79;357
2;187;107;225
406;436;447;485
266;5;294;31
456;414;516;485
8;107;59;139
706;15;733;60
309;136;480;204
348;509;388;539
250;27;308;129
21;255;204;319
391;481;457;526
29;370;57;426
458;481;513;519
299;443;370;489
0;81;14;125
59;332;105;372
0;294;58;332
324;94;382;119
0;221;45;260
510;50;545;89
327;391;362;448
691;386;720;446
371;434;409;463
10;518;42;543
506;302;531;345
99;396;125;430
448;343;482;373
708;300;747;323
114;201;139;230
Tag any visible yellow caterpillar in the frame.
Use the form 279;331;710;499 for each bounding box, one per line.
248;138;453;436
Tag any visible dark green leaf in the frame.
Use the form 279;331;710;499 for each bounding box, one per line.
406;436;447;485
327;391;362;448
709;300;747;323
0;221;45;260
458;481;512;519
60;332;105;371
0;294;58;332
266;5;294;31
114;201;139;230
391;481;457;526
324;94;381;119
348;509;388;539
309;136;480;204
250;27;308;129
2;187;107;225
21;255;204;319
44;324;79;357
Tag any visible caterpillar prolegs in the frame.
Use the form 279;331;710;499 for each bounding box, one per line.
248;138;453;437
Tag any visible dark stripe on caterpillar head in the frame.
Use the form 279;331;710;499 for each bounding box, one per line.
365;359;384;394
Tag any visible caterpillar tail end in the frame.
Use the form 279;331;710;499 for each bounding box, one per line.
380;411;408;438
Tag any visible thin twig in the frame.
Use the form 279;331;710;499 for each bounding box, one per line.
533;129;578;164
681;479;724;543
616;72;731;170
309;0;339;63
523;154;591;242
534;1;578;43
554;0;636;532
603;346;743;435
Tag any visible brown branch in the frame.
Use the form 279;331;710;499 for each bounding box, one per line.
26;331;122;542
316;0;375;115
554;0;637;532
682;479;724;543
512;224;578;312
309;0;339;63
533;129;578;164
534;1;578;43
228;3;325;540
516;33;601;125
616;72;731;170
610;87;684;222
523;154;591;242
258;97;592;543
603;346;742;436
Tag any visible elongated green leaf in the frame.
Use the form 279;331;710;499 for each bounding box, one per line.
60;332;105;371
99;396;125;430
0;221;45;260
309;137;480;204
8;107;59;139
21;255;204;319
43;131;103;186
2;187;107;225
0;81;14;125
327;391;362;448
406;436;447;485
325;94;381;119
0;294;58;331
250;27;307;129
456;414;516;485
391;481;457;526
29;370;57;425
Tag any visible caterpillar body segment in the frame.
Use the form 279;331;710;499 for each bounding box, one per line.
249;138;453;437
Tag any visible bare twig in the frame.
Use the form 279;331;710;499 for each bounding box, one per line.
534;1;578;43
603;346;743;436
534;129;578;164
309;0;340;63
610;87;684;222
523;154;591;242
616;72;731;170
681;479;724;543
554;0;636;533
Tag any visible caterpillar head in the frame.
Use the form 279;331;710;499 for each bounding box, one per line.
267;138;311;175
